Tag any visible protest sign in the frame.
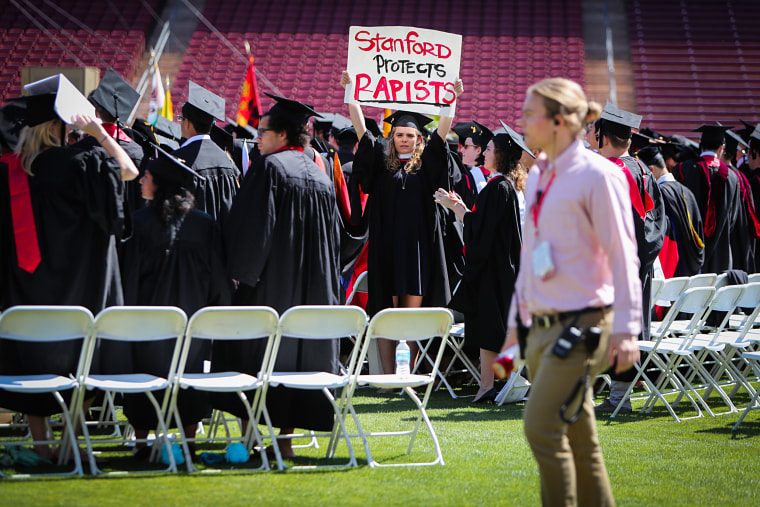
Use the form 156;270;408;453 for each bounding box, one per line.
345;26;462;116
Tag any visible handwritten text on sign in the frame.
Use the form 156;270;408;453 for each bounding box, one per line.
346;26;462;116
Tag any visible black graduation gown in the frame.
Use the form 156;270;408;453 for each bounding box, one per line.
219;148;341;431
658;179;705;276
172;139;240;228
740;163;760;271
449;175;521;354
75;133;147;215
450;154;479;210
729;165;758;274
118;207;232;429
674;156;740;273
0;147;125;415
621;156;666;340
353;131;455;316
336;158;370;292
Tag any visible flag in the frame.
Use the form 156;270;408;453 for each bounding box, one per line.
383;109;392;137
236;55;262;128
332;154;352;223
148;62;164;125
162;76;173;121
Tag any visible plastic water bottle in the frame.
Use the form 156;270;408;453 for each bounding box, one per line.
491;344;520;379
395;340;411;378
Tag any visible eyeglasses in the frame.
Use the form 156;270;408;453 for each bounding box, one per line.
463;143;478;149
256;128;272;136
176;115;184;121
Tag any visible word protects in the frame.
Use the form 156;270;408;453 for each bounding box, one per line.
350;28;459;107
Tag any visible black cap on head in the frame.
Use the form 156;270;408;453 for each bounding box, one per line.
130;118;158;149
639;127;666;141
636;145;665;168
154;116;181;141
494;119;535;158
264;92;321;126
210;124;233;153
0;100;27;150
89;68;139;122
22;93;58;127
736;120;756;143
452;121;492;149
183;81;226;123
328;114;352;137
600;102;642;140
749;124;760;143
384;110;433;134
313;112;335;130
364;117;382;137
224;119;257;139
333;125;358;145
147;142;205;189
631;131;658;152
693;124;733;147
724;129;748;155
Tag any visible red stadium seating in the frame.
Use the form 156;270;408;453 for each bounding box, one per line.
628;0;760;138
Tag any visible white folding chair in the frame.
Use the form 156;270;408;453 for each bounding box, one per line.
169;306;279;472
348;307;453;467
345;271;368;306
688;273;718;288
747;273;760;284
732;351;760;431
433;322;482;399
649;278;665;311
266;305;368;470
0;306;93;478
612;287;715;421
80;306;187;474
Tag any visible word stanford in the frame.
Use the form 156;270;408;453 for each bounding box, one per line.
346;25;462;116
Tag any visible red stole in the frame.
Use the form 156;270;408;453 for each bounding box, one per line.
2;153;41;273
101;123;133;143
698;155;728;239
609;157;654;221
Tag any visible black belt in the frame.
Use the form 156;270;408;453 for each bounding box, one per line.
532;305;611;329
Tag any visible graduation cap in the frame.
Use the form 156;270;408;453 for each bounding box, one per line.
183;81;226;123
89;68;139;123
493;120;535;159
146;142;205;189
333;125;358;145
328;113;352;134
210;124;233;153
383;110;433;134
313;112;335;130
0;100;27;151
452;121;492;149
599;102;642;139
154;115;182;143
23;73;96;125
631;131;658;152
129;118;159;153
724;129;748;155
750;124;760;142
364;117;382;137
636;145;665;168
737;120;756;143
693;124;733;147
264;92;321;126
224;118;257;139
639;127;666;141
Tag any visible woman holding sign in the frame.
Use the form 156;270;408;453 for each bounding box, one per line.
340;70;463;376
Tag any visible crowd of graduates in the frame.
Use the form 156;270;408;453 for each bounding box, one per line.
0;64;759;465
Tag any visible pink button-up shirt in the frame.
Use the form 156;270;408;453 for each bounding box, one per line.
509;139;642;336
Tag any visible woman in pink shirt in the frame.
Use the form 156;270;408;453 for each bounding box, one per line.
502;78;641;506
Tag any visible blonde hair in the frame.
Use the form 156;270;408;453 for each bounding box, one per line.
15;119;63;176
385;127;425;174
526;78;601;139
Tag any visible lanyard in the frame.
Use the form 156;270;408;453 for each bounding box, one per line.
531;171;556;232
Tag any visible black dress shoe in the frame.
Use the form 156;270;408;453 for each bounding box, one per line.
471;388;497;404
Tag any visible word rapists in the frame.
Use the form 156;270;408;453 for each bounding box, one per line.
353;74;457;106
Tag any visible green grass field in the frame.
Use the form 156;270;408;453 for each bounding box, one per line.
2;385;759;506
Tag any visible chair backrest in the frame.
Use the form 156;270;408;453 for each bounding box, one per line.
364;307;454;343
345;271;368;306
688;273;718;288
650;278;665;310
656;276;691;306
275;305;369;378
692;285;744;339
180;306;279;379
734;283;760;341
653;287;715;341
748;273;760;284
714;273;729;289
0;305;93;342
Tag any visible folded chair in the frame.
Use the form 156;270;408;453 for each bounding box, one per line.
80;306;187;474
348;307;453;467
169;306;280;472
612;287;715;421
0;305;93;478
732;351;760;431
267;305;368;470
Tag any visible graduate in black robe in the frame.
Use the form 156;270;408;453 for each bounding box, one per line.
436;121;529;403
638;146;705;277
673;125;741;274
740;130;760;270
220;95;340;458
0;83;139;459
173;82;239;228
451;120;493;210
341;70;464;375
119;146;231;456
593;104;666;413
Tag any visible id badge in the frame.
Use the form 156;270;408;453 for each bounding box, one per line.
532;240;555;280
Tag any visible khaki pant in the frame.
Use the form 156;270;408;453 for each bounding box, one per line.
523;308;615;507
